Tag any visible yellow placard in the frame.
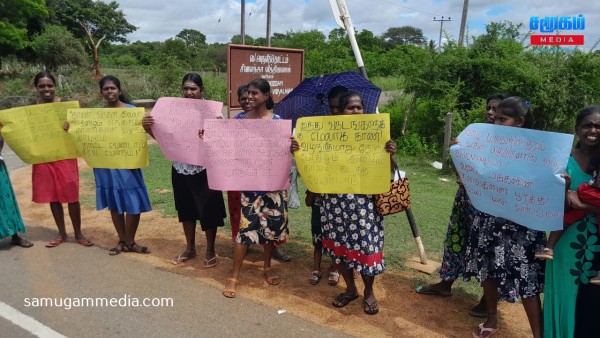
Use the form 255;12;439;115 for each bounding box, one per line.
67;108;148;169
0;101;80;164
294;114;391;194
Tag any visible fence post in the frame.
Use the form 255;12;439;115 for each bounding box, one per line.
441;112;453;172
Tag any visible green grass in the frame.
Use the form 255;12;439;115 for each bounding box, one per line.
79;144;482;299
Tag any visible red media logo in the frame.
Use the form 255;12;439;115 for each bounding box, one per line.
530;35;584;46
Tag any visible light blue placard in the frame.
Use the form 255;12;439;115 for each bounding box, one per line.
450;123;574;231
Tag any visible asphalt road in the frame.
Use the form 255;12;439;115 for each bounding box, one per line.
0;144;350;338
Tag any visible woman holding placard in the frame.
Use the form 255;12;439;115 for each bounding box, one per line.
68;75;152;255
291;91;397;315
32;71;92;248
544;105;600;337
142;73;226;267
223;78;290;298
463;97;545;338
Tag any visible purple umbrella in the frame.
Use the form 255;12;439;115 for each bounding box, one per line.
274;71;381;127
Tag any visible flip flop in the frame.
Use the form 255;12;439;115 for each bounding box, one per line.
415;285;453;297
203;255;218;268
273;250;292;262
10;237;33;248
223;278;239;298
263;267;281;285
170;250;197;265
472;323;498;338
45;237;66;248
332;292;359;308
363;298;379;315
75;238;94;247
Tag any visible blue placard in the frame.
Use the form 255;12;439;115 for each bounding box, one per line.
450;123;574;231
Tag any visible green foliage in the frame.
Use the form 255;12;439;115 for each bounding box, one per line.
31;25;86;71
381;26;426;48
0;0;48;57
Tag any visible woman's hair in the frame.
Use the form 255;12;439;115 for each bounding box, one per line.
34;71;56;87
337;91;364;112
99;75;130;104
575;105;600;131
328;85;348;101
237;84;248;98
486;93;508;104
496;96;534;129
181;72;203;87
248;78;274;109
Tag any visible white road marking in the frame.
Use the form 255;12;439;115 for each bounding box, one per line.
0;301;67;338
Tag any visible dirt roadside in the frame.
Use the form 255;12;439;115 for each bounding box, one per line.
10;160;532;338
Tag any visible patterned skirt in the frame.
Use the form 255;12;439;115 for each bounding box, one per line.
320;194;385;276
439;185;472;281
237;190;289;245
0;161;25;239
463;208;546;301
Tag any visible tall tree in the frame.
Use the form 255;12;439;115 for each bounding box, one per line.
49;0;136;76
31;25;86;71
381;26;426;48
176;29;206;49
0;0;48;66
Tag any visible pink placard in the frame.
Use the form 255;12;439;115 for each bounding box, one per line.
203;119;292;191
150;97;223;166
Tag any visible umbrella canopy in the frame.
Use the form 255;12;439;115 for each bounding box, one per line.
274;71;381;127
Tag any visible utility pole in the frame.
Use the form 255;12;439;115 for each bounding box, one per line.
458;0;469;46
433;16;451;52
333;0;369;79
241;0;245;45
266;0;272;46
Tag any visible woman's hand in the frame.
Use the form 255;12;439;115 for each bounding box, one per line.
290;137;300;153
63;122;70;132
561;173;571;193
450;138;459;146
142;115;154;133
385;140;397;154
198;129;205;139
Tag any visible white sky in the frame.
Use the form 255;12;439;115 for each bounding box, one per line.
111;0;597;49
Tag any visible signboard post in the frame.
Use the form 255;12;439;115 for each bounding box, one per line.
227;44;304;118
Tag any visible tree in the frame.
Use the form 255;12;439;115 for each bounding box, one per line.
230;34;254;45
176;29;206;49
31;25;86;71
49;0;136;76
0;0;48;66
381;26;426;48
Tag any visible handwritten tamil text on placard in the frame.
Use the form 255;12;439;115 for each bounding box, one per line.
151;97;223;166
0;102;80;164
451;123;573;231
67;108;148;169
203;119;292;191
294;114;391;194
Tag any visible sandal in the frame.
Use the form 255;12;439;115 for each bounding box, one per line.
170;250;197;265
126;242;150;254
203;255;218;268
109;241;126;256
10;236;33;248
273;250;292;262
534;247;554;260
263;267;281;285
309;271;322;285
363;298;379;315
415;284;453;297
328;271;340;286
472;323;498;338
75;238;94;247
332;292;359;308
45;237;66;248
223;278;239;298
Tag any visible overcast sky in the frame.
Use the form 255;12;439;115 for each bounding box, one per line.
112;0;597;49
